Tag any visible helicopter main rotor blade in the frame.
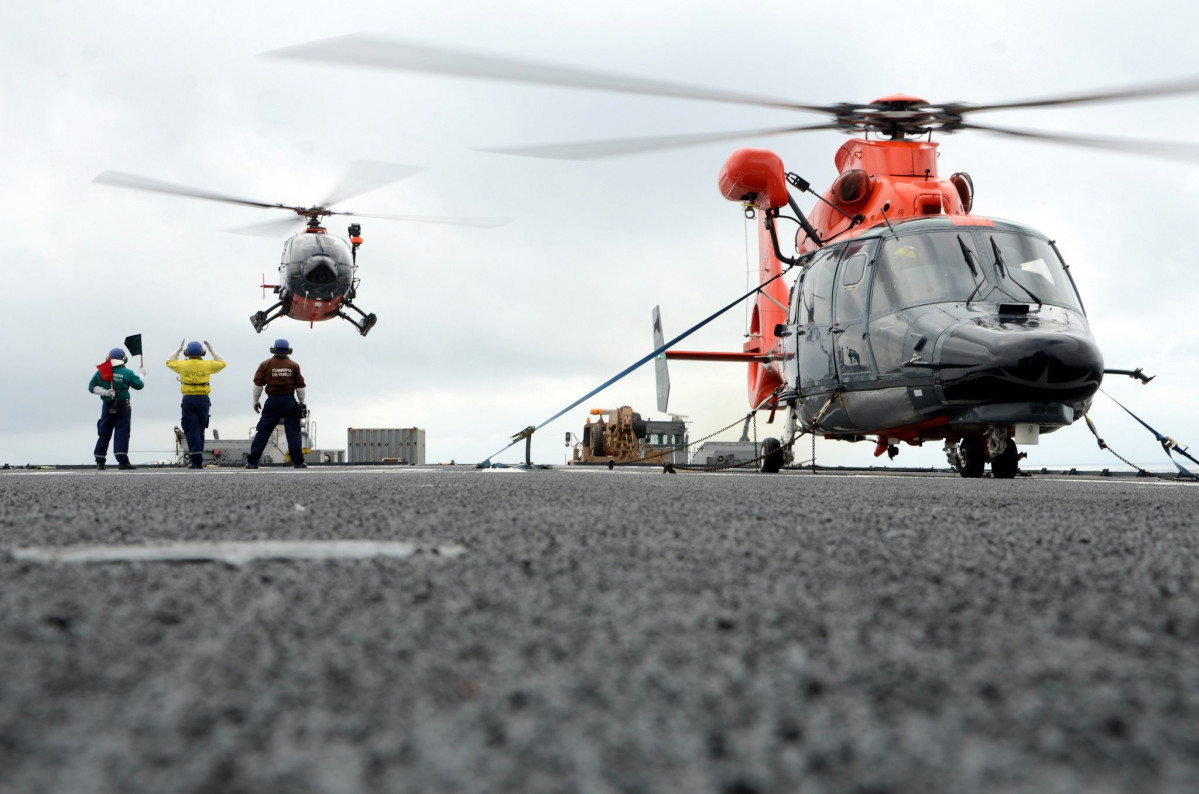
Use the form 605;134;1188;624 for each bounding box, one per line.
93;171;297;212
225;217;307;238
320;160;427;207
265;35;837;115
478;122;843;160
960;74;1199;114
957;121;1199;162
331;210;511;228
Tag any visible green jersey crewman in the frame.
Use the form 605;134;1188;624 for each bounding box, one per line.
88;346;145;470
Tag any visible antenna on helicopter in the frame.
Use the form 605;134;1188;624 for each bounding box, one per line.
880;202;897;237
787;171;865;230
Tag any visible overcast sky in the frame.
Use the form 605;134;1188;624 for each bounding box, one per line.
5;0;1199;470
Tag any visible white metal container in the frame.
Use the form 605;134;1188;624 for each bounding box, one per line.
346;428;426;464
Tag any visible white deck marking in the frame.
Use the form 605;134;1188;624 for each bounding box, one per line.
11;540;466;566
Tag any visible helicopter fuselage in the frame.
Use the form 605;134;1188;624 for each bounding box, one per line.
770;217;1102;448
274;229;357;323
700;135;1107;474
252;227;377;336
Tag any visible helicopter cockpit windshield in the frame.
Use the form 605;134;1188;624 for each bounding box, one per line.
871;232;980;314
984;232;1082;311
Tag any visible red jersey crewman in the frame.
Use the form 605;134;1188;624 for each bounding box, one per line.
245;338;307;469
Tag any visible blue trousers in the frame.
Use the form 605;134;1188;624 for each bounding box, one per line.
181;395;211;466
247;394;304;465
94;401;132;463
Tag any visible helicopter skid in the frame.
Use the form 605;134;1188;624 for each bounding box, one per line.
336;300;377;336
250;300;291;334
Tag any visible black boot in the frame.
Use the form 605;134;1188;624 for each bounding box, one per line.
95;457;106;471
117;456;137;470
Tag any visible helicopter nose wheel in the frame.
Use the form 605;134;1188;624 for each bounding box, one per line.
955;436;986;478
950;434;1020;479
990;439;1020;479
251;311;269;334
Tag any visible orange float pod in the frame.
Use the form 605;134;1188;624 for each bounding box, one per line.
717;148;789;210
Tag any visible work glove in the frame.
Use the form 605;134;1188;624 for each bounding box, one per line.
298;403;309;419
92;386;115;397
253;402;261;414
172;339;185;359
203;340;222;361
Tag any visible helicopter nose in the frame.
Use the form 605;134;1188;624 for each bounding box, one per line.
937;321;1104;404
304;255;338;285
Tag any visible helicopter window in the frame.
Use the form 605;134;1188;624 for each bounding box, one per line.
988;233;1082;311
285;233;353;266
841;249;867;288
871;233;978;315
834;240;874;325
800;245;842;324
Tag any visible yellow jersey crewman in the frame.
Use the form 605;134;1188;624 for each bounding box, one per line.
166;339;227;469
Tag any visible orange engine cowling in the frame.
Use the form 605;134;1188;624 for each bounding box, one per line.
718;148;789;210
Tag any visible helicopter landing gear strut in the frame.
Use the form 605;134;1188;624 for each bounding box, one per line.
945;428;1022;479
250;298;291;334
337;301;377;337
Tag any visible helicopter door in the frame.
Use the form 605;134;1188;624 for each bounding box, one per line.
832;239;878;383
796;244;842;392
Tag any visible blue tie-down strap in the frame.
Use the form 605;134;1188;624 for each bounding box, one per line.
1103;389;1199;479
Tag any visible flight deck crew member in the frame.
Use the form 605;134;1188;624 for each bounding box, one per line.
245;339;307;469
88;347;144;470
166;339;227;469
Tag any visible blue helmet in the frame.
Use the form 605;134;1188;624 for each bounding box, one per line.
185;341;204;357
108;347;126;361
271;338;292;355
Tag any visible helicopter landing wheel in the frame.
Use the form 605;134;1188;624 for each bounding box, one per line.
990;439;1019;479
250;311;268;334
957;436;986;479
761;437;783;473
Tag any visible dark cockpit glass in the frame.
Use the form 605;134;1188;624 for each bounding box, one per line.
871;232;979;315
285;233;353;266
986;232;1082;311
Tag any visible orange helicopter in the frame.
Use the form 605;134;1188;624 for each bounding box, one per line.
269;37;1198;474
94;162;508;336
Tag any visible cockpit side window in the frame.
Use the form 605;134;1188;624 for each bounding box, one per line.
987;232;1082;311
799;245;841;324
871;232;978;315
834;239;874;325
